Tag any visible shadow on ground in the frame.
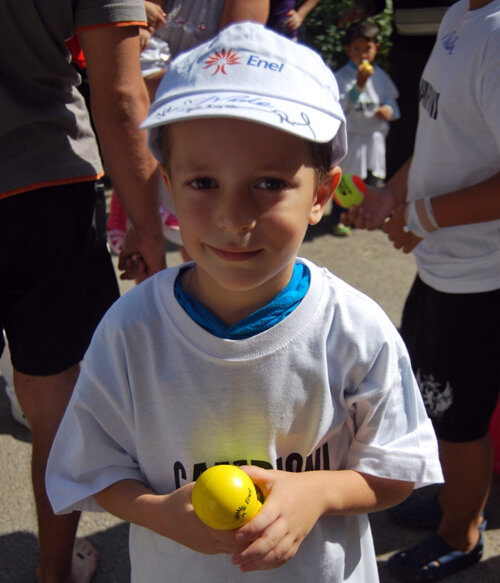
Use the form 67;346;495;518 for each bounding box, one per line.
0;524;130;583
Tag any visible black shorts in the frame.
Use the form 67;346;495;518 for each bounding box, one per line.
401;276;500;442
0;182;119;376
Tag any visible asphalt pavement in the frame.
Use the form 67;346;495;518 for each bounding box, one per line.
1;214;499;582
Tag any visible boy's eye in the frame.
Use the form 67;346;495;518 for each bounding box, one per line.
256;177;286;191
189;177;217;190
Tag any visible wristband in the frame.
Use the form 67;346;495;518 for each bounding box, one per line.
424;196;439;229
349;86;361;102
403;198;438;238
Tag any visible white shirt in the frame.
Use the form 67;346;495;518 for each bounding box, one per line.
336;62;399;179
409;0;500;293
47;259;442;582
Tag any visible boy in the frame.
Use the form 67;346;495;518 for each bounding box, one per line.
331;21;399;236
47;23;442;582
336;21;399;186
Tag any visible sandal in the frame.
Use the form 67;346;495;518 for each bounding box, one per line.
331;223;351;237
387;493;442;530
387;523;486;582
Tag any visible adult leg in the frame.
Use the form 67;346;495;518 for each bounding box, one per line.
3;184;119;582
437;435;493;552
14;365;96;583
388;280;499;580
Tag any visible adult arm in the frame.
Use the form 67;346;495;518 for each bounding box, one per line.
383;171;500;253
79;25;166;281
286;0;321;31
220;0;270;27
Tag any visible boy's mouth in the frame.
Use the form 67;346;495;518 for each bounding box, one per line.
208;245;262;262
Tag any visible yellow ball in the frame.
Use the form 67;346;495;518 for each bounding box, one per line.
360;60;374;74
333;174;366;208
192;465;262;530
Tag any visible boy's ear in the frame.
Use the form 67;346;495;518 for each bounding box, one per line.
309;166;342;225
159;163;172;191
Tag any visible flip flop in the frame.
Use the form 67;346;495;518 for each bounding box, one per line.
72;538;98;583
387;522;486;582
386;493;442;530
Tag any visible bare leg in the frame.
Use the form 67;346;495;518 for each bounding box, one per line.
14;365;96;583
437;435;493;552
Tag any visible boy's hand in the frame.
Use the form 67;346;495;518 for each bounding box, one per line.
341;184;396;230
356;64;374;89
159;482;249;555
230;467;326;572
382;203;422;253
375;105;392;121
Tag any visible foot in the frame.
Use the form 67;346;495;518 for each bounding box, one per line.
72;539;97;583
387;523;486;582
331;223;350;237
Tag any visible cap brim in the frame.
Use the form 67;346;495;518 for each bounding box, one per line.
143;91;345;165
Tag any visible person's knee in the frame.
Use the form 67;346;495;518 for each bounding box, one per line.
13;364;80;432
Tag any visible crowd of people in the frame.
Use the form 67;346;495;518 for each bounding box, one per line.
0;2;499;583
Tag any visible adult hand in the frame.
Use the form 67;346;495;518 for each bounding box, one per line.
382;204;422;253
342;184;396;230
144;0;166;31
285;10;304;31
118;224;166;282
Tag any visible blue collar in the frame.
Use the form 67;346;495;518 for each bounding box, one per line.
174;261;310;339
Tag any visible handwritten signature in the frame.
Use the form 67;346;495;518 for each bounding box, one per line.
153;95;316;139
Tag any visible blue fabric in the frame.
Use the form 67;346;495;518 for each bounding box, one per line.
174;262;310;339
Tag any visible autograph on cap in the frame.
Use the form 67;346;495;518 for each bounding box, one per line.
153;96;316;139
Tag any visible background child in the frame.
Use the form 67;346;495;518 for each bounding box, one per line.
331;20;399;236
47;23;442;582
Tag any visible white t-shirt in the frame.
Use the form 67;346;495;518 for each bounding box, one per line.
47;259;442;583
408;0;500;293
336;63;399;179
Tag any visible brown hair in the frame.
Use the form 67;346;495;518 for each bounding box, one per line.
344;21;381;46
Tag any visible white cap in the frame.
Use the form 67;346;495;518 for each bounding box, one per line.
142;22;347;166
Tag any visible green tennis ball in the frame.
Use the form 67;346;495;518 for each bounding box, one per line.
333;174;366;208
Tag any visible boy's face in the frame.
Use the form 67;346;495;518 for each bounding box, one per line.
162;118;338;321
345;37;378;66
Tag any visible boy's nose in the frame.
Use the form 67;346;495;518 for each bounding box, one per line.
217;191;257;233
